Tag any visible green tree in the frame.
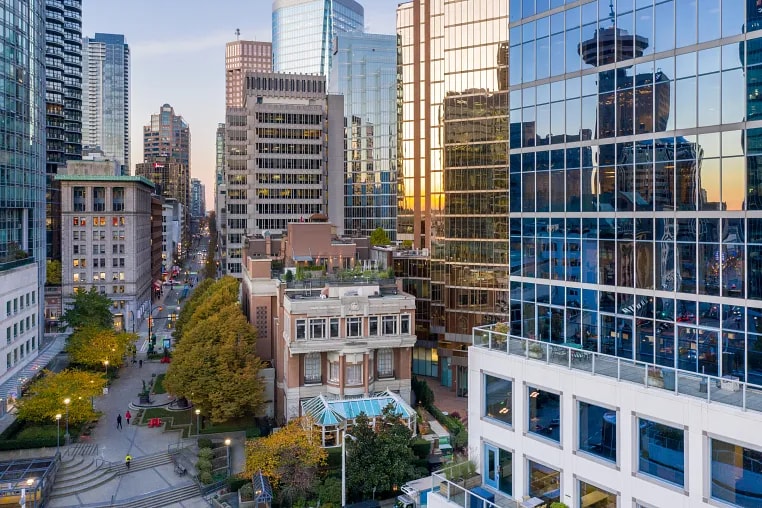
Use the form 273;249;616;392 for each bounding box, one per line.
16;370;105;424
173;278;214;340
66;326;135;370
61;288;114;330
165;278;264;422
46;260;62;286
369;227;391;246
346;404;417;501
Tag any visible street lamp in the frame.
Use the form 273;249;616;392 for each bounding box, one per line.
341;433;357;508
195;409;201;435
90;380;95;409
103;360;109;375
63;398;70;445
224;438;231;477
55;414;61;454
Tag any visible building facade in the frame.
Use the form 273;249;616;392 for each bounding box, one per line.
190;178;206;219
150;196;163;299
215;123;227;268
0;0;47;389
82;33;130;172
397;0;509;392
222;72;343;276
142;103;190;168
226;40;272;108
45;0;83;262
162;198;183;274
272;0;364;76
329;33;398;241
57;168;154;333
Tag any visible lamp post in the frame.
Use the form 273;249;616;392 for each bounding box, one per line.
103;360;109;375
90;380;94;409
195;409;201;435
224;438;231;477
341;433;357;508
55;414;61;455
63;398;70;445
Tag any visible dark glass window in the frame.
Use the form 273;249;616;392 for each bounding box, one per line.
527;460;560;504
578;401;616;462
527;386;560;442
638;418;685;487
484;374;512;426
711;439;762;506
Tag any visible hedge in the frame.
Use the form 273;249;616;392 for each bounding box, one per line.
0;438;57;450
411;438;432;459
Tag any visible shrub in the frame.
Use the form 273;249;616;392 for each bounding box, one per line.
198;471;214;484
198;447;214;460
239;483;254;501
411;438;432;459
196;458;213;473
16;425;58;441
411;376;434;408
197;437;213;449
227;477;249;492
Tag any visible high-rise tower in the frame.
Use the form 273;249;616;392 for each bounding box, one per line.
82;33;130;173
226;39;272;108
45;0;83;261
272;0;364;76
0;0;47;391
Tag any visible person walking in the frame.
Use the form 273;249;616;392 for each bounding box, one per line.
139;359;143;368
116;413;122;430
125;454;132;470
125;410;132;425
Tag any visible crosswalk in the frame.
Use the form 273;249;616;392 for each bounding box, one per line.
0;333;68;401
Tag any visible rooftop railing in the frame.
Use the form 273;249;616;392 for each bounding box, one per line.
473;325;762;414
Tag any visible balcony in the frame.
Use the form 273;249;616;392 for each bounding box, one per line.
429;467;517;508
473;325;762;415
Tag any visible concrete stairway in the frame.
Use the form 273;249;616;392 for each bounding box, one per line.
109;483;201;508
49;452;173;499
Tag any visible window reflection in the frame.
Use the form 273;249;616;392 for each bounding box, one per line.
711;438;762;507
527;460;560;504
527;386;560;442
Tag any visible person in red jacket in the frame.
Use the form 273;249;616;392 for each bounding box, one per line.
125;410;132;425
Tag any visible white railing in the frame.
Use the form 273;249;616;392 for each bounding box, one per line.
473;325;762;414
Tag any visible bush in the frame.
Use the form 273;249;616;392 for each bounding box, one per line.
227;477;249;492
411;438;432;459
198;471;214;484
411;376;434;408
198;447;215;460
16;426;58;440
197;437;213;449
325;447;342;469
239;483;254;501
196;458;213;473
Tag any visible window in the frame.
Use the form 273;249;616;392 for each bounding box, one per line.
346;364;363;385
485;374;512;426
6;327;10;345
710;438;762;505
369;316;379;336
638;418;684;487
112;187;124;211
578;401;617;462
401;314;411;334
377;349;393;378
31;291;34;305
304;353;321;384
330;318;340;338
528;386;560;442
578;480;617;507
382;315;397;335
93;187;105;211
310;319;325;339
347;317;361;337
329;361;340;382
73;186;86;211
527;460;560;504
295;319;306;340
6;302;10;317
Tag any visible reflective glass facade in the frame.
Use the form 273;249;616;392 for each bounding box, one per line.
82;34;130;172
272;0;363;76
329;33;397;240
508;0;762;388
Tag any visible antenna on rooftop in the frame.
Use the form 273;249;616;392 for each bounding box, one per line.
235;28;241;40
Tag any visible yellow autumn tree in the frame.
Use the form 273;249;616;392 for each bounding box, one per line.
245;417;327;503
67;326;136;370
16;370;106;424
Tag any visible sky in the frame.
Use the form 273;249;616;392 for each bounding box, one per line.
83;0;399;208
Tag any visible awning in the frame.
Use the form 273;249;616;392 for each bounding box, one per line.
292;255;313;262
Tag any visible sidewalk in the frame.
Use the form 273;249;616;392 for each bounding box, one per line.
422;377;468;426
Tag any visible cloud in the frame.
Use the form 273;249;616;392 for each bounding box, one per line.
129;31;237;57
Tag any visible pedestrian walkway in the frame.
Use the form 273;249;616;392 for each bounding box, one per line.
422;377;468;426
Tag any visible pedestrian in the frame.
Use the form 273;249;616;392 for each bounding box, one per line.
116;413;122;430
125;410;132;425
139;359;143;368
125;454;132;470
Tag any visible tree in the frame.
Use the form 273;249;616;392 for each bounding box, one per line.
16;370;106;424
173;278;214;340
346;405;417;501
245;417;327;502
369;227;391;246
66;326;136;370
46;260;62;286
165;277;265;421
61;288;114;330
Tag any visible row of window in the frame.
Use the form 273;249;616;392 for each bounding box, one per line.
5;338;35;373
294;314;412;340
72;216;126;227
72;186;124;212
303;350;394;385
482;373;762;506
72;286;125;294
4;291;35;317
5;314;36;345
72;272;125;283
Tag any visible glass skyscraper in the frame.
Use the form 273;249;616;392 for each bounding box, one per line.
329;33;398;240
507;0;762;386
82;33;130;172
272;0;364;75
